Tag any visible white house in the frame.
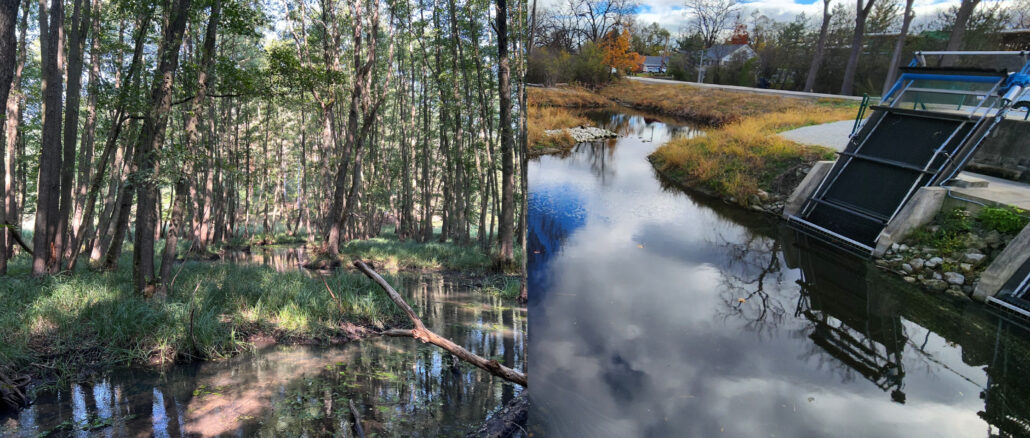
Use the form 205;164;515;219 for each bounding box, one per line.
641;56;668;73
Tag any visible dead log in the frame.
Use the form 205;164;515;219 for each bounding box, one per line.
3;221;33;256
353;260;528;387
349;399;366;438
465;392;530;438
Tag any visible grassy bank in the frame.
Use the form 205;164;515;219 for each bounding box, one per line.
339;233;514;272
0;254;414;385
527;85;613;108
650;107;854;205
600;80;852;126
528;85;613;155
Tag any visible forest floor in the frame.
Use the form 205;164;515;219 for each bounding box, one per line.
0;235;520;392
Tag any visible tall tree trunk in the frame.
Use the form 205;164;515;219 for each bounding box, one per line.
0;0;24;274
68;0;101;266
33;0;66;275
839;0;876;96
804;0;831;93
496;0;515;264
163;0;218;293
133;0;192;294
942;0;980;67
55;0;89;268
882;0;914;95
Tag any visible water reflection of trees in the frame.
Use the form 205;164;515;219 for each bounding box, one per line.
712;231;788;336
1;276;526;437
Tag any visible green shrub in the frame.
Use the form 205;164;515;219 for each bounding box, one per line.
978;206;1029;234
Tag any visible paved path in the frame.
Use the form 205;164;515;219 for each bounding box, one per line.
778;120;855;152
627;76;864;101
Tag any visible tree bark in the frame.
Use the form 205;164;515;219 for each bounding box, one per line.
496;0;515;264
804;0;831;93
33;0;66;275
942;0;980;67
840;0;876;96
882;0;914;95
354;260;528;386
0;0;24;274
55;0;89;269
133;0;192;294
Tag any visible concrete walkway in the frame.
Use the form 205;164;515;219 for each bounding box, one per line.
778;120;855;152
627;76;863;101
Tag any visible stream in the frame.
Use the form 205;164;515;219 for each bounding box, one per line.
528;109;1030;437
1;246;526;437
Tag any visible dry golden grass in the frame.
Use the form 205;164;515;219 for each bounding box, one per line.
601;80;856;126
528;105;592;155
650;107;857;205
528;85;614;108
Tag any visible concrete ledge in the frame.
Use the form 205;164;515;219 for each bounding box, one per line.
783;161;834;220
973;224;1030;302
873;187;947;257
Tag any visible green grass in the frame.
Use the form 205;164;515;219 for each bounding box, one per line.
0;254;407;383
339;232;520;273
906;206;1029;256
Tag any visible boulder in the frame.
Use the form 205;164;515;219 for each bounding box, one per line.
944;271;965;285
922;279;949;292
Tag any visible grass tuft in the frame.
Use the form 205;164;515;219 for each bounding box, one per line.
650;108;853;204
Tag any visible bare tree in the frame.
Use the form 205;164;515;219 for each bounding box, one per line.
882;0;914;95
839;0;877;95
803;0;832;92
573;0;636;43
685;0;739;48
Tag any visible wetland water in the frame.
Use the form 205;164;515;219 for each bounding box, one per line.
1;247;525;437
528;109;1030;437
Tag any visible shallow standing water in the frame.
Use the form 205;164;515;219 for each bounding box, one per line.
1;247;526;437
528;109;1030;437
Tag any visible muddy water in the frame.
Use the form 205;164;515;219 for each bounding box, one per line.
1;248;525;437
528;109;1030;437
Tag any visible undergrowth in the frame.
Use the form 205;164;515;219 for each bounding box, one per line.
0;254;406;384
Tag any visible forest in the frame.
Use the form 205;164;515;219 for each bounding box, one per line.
0;0;531;428
0;0;528;288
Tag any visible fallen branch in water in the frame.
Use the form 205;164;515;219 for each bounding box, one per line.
353;260;528;387
349;399;366;438
0;370;30;411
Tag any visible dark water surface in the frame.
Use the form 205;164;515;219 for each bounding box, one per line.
528;110;1030;437
2;248;525;437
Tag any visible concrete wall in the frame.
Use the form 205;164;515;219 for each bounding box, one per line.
782;161;834;220
968;119;1030;183
973;224;1030;302
873;187;947;257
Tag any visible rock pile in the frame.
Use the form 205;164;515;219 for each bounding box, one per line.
874;229;1013;300
545;126;617;142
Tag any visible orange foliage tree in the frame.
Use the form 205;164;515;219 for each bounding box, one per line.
600;29;645;75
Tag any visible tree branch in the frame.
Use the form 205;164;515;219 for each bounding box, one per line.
353;261;528;387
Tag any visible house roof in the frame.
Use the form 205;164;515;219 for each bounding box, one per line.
703;44;749;61
642;56;668;66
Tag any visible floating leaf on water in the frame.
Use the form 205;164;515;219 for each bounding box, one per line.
737;298;746;303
